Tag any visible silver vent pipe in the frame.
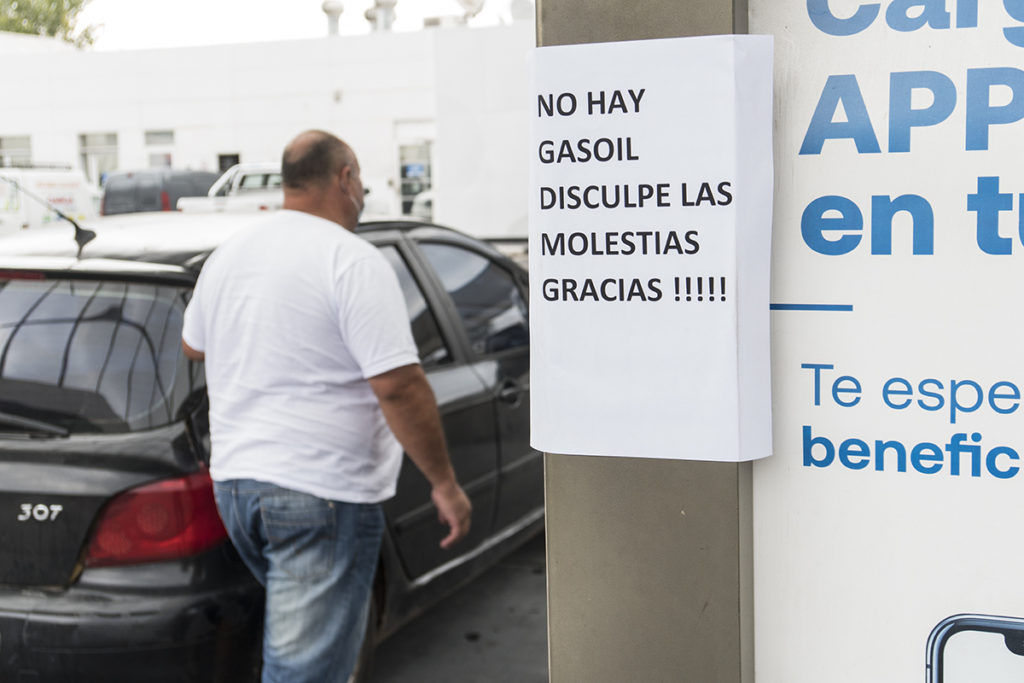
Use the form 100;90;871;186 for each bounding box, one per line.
365;0;398;32
322;1;344;35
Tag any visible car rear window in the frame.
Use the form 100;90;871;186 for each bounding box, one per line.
0;277;197;434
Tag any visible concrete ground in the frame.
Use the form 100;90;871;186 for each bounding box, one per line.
365;532;548;683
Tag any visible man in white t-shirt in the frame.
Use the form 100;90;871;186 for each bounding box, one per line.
181;130;471;683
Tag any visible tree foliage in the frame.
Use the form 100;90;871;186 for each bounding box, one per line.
0;0;96;48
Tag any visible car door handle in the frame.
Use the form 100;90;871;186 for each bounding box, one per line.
498;380;523;405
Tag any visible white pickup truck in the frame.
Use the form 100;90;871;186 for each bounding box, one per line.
176;162;283;213
177;162;399;216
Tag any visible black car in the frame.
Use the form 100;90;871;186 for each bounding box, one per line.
0;212;542;682
101;169;220;216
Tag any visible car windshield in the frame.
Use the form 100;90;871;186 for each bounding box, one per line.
0;277;197;434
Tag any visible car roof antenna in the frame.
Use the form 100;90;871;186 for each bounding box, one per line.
0;174;97;258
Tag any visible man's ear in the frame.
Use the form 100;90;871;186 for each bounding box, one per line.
338;164;352;191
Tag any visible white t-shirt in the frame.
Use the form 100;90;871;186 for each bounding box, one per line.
182;210;420;503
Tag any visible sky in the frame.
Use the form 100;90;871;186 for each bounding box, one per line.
78;0;516;51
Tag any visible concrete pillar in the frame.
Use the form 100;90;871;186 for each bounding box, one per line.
536;2;753;681
537;0;747;46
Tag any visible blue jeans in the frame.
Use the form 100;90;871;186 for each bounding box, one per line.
213;479;385;683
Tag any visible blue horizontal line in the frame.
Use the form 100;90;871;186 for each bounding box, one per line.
770;303;853;312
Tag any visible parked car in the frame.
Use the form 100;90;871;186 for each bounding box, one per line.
410;188;434;221
100;169;219;216
0;211;542;682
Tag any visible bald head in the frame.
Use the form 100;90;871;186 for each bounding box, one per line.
281;130;354;191
280;130;365;229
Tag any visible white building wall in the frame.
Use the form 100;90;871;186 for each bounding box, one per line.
0;22;533;238
434;24;532;238
0;30;75;54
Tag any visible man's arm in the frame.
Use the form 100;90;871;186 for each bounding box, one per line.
182;339;205;362
368;363;471;549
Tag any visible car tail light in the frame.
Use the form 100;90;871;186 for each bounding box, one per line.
84;468;227;567
160;190;171;211
0;270;46;280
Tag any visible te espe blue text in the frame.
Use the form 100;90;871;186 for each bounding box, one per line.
802;361;1024;480
802;363;1024;425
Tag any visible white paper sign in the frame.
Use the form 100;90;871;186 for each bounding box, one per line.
528;35;774;461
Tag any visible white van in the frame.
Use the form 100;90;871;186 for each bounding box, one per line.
0;167;99;233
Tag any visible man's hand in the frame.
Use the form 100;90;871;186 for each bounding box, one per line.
432;480;472;549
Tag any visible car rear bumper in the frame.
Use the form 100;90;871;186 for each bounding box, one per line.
0;573;262;683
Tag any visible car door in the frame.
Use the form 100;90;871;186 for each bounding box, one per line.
370;236;499;580
412;237;542;532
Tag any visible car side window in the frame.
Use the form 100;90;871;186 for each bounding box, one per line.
378;246;452;368
238;174;266;191
418;243;528;357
